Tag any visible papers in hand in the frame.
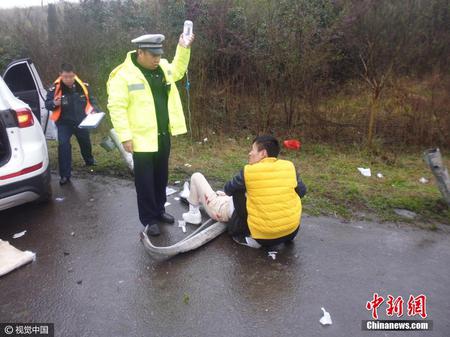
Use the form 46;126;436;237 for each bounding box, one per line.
78;112;105;129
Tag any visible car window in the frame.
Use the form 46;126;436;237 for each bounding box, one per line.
4;63;37;92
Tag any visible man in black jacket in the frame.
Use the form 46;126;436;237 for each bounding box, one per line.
45;63;99;185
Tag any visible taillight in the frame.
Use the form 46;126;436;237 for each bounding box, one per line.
16;108;34;128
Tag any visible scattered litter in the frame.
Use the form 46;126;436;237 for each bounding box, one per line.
357;167;371;177
203;137;208;142
197;141;202;145
184;163;192;167
246;136;250;140
178;220;186;233
76;280;83;285
283;139;301;150
90;169;94;172
174;180;181;184
245;237;262;248
164;202;171;207
70;232;75;236
265;308;269;312
0;239;36;276
166;187;177;196
319;307;332;325
89;198;95;202
232;236;261;249
13;231;26;239
174;197;180;201
394;208;417;219
268;251;277;260
55;197;65;202
118;280;124;284
376;172;384;178
419;177;429;184
212;131;216;135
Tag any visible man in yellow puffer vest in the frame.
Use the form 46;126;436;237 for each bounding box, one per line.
181;135;306;247
107;33;194;236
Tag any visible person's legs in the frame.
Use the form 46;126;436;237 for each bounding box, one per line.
227;191;251;236
57;123;73;179
74;127;95;165
186;172;231;222
133;152;161;226
152;134;170;217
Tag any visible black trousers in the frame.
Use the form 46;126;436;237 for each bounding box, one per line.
133;133;170;226
57;121;94;178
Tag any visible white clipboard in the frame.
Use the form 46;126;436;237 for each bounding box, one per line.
78;112;105;129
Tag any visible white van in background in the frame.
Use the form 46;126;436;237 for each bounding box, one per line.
0;59;56;211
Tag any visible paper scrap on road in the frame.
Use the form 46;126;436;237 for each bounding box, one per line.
178;220;186;233
174;197;180;201
419;177;429;184
164;202;171;207
268;251;277;260
166;187;177;196
245;237;262;249
357;167;371;177
231;236;261;249
0;239;35;277
13;231;26;239
376;172;384;178
184;163;192;167
320;307;332;325
174;180;181;184
55;197;65;202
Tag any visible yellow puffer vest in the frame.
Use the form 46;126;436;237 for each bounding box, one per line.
244;158;302;239
107;45;190;152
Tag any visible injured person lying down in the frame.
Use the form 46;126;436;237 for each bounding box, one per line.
180;135;307;247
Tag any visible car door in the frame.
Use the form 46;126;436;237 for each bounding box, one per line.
3;59;57;139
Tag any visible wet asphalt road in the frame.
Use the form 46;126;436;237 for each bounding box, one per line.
0;175;449;337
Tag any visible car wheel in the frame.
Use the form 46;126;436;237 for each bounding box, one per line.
35;181;52;204
34;169;52;204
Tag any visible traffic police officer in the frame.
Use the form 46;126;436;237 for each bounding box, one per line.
107;33;194;235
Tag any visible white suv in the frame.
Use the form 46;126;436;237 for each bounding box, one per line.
0;59;55;211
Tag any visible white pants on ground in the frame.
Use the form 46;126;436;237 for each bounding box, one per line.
188;172;232;223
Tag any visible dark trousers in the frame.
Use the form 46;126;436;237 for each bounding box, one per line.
133;134;170;226
57;122;94;178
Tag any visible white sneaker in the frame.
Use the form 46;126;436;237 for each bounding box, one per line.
179;181;190;199
182;210;202;224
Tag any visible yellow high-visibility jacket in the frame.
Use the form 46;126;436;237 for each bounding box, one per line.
107;45;190;152
244;158;302;239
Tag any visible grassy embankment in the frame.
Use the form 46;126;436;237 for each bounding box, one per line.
47;130;449;227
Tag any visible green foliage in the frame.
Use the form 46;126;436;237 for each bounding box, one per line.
0;0;448;146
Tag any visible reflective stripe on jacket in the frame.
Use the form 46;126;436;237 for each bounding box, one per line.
50;75;94;121
107;45;190;152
